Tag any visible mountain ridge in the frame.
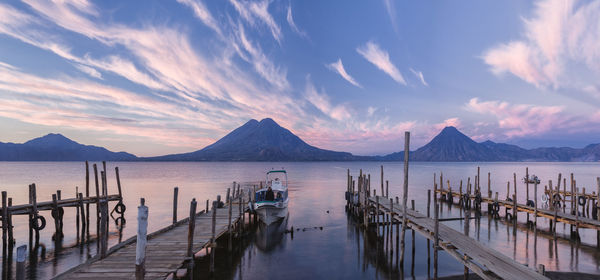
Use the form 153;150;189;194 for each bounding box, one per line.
1;120;599;162
0;133;137;161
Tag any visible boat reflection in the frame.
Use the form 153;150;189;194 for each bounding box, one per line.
254;214;288;252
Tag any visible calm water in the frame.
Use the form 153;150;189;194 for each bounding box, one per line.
1;161;599;279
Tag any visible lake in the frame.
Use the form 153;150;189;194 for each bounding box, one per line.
1;161;599;279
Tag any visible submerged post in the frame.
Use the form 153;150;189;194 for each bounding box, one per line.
136;198;148;280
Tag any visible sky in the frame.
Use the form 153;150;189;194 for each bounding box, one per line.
1;0;600;157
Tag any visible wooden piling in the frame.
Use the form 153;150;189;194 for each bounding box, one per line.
78;193;85;242
136;198;148;280
381;165;384;197
2;191;7;263
400;131;410;269
187;198;197;278
411;199;415;276
210;201;217;275
99;199;108;258
7;197;13;251
228;194;233;251
52;194;61;240
85;161;90;238
386;180;389;198
434;202;439;279
173;187;179;224
93;164;100;248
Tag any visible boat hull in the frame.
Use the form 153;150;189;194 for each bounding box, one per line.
255;205;288;225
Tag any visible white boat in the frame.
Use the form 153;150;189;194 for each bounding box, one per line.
251;170;289;225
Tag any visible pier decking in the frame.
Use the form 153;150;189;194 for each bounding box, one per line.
56;194;249;279
372;197;547;280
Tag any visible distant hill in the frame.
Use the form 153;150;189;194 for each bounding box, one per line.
3;122;599;162
145;118;358;161
381;126;600;162
0;133;137;161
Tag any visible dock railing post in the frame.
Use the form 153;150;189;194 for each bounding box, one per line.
228;194;233;251
173;187;178;224
210;201;217;275
187;198;197;279
135;198;148;280
534;181;538;226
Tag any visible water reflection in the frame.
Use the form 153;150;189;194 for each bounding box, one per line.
255;215;288;252
1;162;600;278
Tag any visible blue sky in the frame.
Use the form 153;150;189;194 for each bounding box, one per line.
1;0;599;156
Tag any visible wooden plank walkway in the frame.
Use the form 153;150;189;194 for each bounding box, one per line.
436;189;600;230
371;196;548;280
55;199;248;280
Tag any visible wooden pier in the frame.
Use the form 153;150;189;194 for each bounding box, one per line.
345;132;549;279
56;185;252;279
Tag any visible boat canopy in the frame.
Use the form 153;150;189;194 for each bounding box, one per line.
267;170;287;174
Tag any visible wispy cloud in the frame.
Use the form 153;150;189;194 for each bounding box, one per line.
357;41;406;85
409;68;428;86
305;77;351;121
382;0;398;32
482;0;600;96
465;97;572;138
229;0;282;43
326;59;362;88
176;0;223;37
286;4;308;39
74;64;102;79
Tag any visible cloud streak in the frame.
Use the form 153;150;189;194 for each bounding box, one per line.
357;41;406;85
286;4;308;39
326;59;362;88
483;0;600;96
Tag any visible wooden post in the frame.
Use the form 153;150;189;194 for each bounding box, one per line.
2;191;6;262
386;180;389;198
575;184;580;239
99;198;108;258
187;198;197;278
427;189;431;218
400;131;410;268
513;174;517;224
7;197;13;252
93;164;100;248
464;254;469;280
210;201;217;275
78;193;86;242
16;245;26;280
434;202;439;280
85;161;90;238
136;198;148;280
596;177;600;247
411;199;415;276
206;199;209;213
226;188;231;204
228;194;233;251
376;196;380;235
534;181;538;226
30;184;39;246
52;194;61;240
381;165;384;197
173;187;179;224
115;167;123;199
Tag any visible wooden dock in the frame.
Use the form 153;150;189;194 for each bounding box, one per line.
345;132;549;279
56;187;251;280
372;197;547;280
